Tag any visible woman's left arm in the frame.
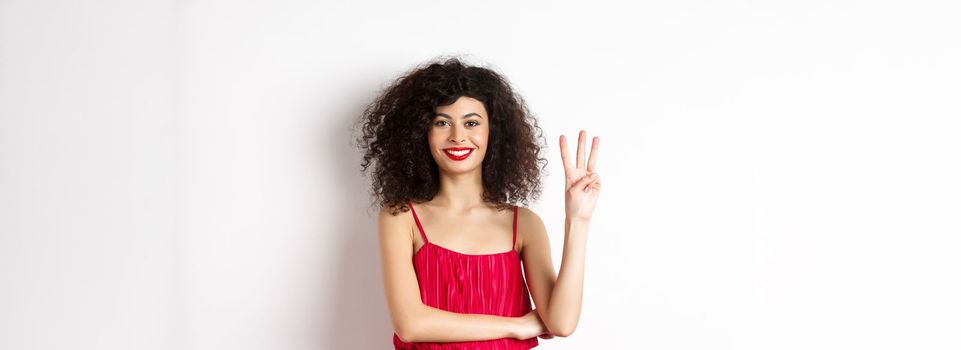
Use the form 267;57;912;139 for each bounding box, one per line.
522;131;601;337
520;210;591;338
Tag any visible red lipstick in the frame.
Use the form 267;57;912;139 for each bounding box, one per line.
442;147;474;161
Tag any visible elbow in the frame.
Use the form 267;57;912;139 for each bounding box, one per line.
395;322;420;343
542;309;579;337
549;322;578;338
395;329;416;343
394;310;425;343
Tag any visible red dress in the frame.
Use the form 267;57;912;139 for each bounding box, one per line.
393;201;540;350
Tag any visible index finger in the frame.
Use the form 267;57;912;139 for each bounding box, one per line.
559;135;572;177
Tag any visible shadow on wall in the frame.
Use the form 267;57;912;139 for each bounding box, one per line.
320;79;393;349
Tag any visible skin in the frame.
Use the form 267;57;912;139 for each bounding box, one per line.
378;96;601;343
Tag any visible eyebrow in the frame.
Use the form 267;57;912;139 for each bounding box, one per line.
435;112;483;119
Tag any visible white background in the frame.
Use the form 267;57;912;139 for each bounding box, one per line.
2;1;959;349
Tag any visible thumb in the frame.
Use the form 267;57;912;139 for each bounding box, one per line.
570;173;598;192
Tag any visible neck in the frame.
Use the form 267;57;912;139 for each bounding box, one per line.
433;168;485;211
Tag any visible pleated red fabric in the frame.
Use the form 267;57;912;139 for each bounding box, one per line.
393;201;540;350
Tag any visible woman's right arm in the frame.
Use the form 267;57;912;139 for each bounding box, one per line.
378;207;545;343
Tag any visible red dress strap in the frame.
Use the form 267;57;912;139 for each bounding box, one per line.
407;201;429;243
512;206;518;248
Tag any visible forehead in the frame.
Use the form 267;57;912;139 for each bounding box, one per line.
435;96;487;117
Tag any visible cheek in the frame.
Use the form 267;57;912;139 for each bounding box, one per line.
473;131;489;148
471;125;489;140
427;130;442;147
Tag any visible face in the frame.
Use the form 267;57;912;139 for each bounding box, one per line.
427;96;489;175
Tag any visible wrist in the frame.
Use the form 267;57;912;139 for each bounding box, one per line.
507;316;521;339
565;216;591;224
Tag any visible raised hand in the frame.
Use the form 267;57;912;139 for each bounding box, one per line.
560;130;601;221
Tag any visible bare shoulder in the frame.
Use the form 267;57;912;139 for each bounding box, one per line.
378;204;408;220
515;206;549;245
515;206;545;226
378;205;415;247
378;205;412;227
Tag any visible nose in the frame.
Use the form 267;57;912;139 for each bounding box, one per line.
449;125;465;143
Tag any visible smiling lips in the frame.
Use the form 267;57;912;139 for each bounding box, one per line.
442;147;474;161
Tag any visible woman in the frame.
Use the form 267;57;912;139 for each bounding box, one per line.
356;57;601;349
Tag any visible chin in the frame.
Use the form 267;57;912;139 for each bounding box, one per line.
435;158;481;173
439;164;480;175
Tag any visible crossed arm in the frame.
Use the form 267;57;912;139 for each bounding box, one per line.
378;207;532;343
378;206;588;342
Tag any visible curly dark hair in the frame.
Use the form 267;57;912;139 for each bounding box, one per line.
354;56;548;216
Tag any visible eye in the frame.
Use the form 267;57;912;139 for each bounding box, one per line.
466;121;479;127
433;120;449;127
